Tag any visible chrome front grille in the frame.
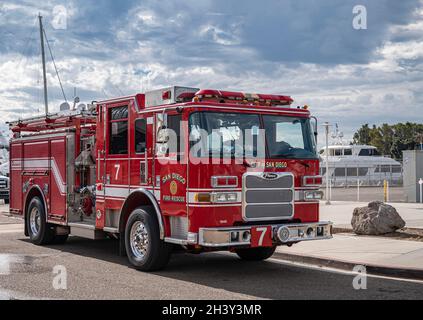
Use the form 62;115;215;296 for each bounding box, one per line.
0;178;7;189
242;172;294;221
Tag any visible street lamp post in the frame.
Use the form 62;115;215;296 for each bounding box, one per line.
323;122;331;205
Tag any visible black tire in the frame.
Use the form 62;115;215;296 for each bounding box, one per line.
4;198;9;204
235;246;277;261
124;207;171;271
26;197;54;245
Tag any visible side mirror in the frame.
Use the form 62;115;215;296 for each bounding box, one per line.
156;126;169;144
311;116;318;138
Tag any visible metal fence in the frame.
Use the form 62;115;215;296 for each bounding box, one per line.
321;163;403;188
320;185;407;203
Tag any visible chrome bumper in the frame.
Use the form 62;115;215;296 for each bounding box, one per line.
198;221;333;248
0;189;9;199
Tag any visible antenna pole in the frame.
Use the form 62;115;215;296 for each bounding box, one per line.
39;14;48;115
323;122;331;205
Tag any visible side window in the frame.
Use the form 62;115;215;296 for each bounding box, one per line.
359;149;370;156
334;149;342;156
347;168;357;176
334;168;346;177
135;118;147;153
109;106;128;155
167;114;183;154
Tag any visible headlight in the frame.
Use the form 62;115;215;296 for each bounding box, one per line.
210;192;239;203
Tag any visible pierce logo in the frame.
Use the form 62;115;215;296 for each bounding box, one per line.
263;172;278;180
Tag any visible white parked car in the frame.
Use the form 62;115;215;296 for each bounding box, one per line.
0;162;9;177
0;175;9;204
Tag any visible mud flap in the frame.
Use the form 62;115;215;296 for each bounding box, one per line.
119;233;127;257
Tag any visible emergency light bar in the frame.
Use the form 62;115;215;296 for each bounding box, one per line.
194;89;293;107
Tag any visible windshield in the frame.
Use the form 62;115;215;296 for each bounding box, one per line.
190;112;261;158
189;112;317;159
263;115;317;159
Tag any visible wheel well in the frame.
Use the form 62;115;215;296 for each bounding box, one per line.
118;189;165;239
23;186;46;237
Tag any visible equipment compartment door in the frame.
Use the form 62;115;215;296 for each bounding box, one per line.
49;137;68;222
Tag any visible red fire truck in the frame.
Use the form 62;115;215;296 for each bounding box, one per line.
9;86;332;271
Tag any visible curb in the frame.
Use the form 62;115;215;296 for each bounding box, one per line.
272;251;423;281
332;227;423;241
332;227;353;233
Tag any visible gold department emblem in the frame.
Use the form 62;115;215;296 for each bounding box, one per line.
170;181;178;195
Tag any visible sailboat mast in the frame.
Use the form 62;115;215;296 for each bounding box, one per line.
38;14;48;115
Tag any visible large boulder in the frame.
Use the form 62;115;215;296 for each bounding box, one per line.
351;201;406;235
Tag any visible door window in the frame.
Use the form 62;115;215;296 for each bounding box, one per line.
109;106;128;155
135;118;147;153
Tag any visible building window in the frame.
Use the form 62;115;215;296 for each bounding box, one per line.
109;106;128;155
135;118;147;153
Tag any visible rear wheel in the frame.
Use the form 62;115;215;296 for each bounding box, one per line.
27;197;54;245
125;207;171;271
235;246;276;261
4;198;9;204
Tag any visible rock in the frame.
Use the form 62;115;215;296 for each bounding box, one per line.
351;201;406;235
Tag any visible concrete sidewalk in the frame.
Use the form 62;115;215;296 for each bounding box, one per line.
276;234;423;279
320;201;423;230
277;201;423;279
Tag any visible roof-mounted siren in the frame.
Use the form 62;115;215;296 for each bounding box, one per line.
87;103;97;113
59;102;70;111
77;104;87;111
72;96;80;110
194;89;294;107
145;86;199;108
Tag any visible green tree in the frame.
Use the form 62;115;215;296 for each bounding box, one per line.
353;124;371;145
352;122;423;160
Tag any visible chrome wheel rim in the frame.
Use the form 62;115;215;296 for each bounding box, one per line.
130;221;149;260
29;207;41;236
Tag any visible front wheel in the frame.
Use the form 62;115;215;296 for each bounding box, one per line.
235;246;276;261
125;207;172;271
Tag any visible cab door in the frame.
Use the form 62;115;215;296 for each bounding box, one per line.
104;104;130;212
154;111;188;238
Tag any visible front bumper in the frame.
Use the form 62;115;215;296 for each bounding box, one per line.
198;221;333;248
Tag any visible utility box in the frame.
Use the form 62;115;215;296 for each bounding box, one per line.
402;150;423;203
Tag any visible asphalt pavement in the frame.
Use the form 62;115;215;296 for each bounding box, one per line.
1;213;423;300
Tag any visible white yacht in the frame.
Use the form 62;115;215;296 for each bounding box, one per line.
319;127;402;187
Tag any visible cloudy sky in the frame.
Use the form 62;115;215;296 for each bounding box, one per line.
0;0;422;146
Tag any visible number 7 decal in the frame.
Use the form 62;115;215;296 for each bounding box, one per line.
251;226;272;247
114;164;121;180
256;227;268;246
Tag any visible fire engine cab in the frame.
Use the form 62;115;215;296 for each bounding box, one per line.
9;86;332;271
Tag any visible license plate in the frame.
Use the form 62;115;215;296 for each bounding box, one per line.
250;226;273;247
